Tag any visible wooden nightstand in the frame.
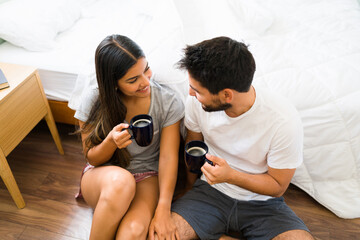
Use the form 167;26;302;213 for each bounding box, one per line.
0;62;64;209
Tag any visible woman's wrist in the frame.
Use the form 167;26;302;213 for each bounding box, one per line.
156;199;172;212
104;130;118;149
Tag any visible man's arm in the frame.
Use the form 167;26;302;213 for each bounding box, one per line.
202;154;295;197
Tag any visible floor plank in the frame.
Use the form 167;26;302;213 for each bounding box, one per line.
0;190;92;240
0;219;26;240
19;227;82;240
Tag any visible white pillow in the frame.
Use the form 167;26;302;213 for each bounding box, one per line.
0;0;81;51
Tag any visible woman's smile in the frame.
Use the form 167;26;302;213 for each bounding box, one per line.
137;85;150;94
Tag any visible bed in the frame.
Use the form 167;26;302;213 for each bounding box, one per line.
0;0;359;219
0;0;188;124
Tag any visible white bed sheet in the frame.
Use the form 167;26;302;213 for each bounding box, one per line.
0;41;80;101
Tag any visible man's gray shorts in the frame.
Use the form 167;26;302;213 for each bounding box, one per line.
172;179;310;240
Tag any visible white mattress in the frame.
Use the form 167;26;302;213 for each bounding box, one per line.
0;41;78;101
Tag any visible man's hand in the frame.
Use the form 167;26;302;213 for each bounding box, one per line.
201;154;234;185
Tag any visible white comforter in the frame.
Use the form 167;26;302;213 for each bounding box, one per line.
174;0;360;218
253;0;360;219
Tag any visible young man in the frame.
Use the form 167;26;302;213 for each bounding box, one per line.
171;37;314;240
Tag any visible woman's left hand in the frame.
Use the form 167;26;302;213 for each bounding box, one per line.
148;208;179;240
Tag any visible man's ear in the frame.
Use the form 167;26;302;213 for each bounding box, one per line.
222;88;233;103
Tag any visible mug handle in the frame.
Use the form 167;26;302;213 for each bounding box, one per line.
121;125;134;139
205;158;214;166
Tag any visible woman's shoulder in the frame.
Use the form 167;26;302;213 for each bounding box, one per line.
150;80;184;111
151;79;176;95
151;80;182;102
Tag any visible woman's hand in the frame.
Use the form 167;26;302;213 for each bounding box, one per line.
109;123;132;149
148;208;179;240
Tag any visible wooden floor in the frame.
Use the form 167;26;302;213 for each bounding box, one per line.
0;121;359;240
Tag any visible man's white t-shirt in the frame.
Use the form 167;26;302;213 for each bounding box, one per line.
184;86;304;201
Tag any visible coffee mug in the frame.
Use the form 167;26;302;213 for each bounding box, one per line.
126;114;154;147
185;140;213;174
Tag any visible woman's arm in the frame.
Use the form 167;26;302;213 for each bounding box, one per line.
78;120;132;166
157;120;181;212
149;120;181;239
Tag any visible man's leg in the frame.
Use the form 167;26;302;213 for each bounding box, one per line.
219;235;241;240
171;212;199;240
273;229;314;240
233;197;313;240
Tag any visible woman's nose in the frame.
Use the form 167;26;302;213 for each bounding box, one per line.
140;73;151;85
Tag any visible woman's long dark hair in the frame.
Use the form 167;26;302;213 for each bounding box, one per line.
80;35;145;168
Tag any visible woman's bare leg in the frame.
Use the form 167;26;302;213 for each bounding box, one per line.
81;166;136;240
116;176;159;239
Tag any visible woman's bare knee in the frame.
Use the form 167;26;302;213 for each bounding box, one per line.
98;170;136;209
102;170;135;196
116;219;148;240
82;167;136;209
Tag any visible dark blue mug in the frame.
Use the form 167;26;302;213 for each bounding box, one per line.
126;114;154;147
185;140;213;174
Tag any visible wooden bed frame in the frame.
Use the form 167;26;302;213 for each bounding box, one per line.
48;100;78;125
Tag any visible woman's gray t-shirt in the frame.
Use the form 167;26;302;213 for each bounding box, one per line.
74;80;185;173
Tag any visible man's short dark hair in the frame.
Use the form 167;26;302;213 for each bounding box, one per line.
177;36;256;94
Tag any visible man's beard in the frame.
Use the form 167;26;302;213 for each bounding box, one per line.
202;102;232;112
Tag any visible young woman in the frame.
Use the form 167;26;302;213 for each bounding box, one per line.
75;34;184;239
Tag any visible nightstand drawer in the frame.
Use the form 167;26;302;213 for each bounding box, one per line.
0;74;47;155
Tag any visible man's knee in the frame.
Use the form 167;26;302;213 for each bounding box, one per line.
272;229;314;240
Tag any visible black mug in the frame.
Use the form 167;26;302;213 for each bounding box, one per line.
126;114;154;147
185;140;213;174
